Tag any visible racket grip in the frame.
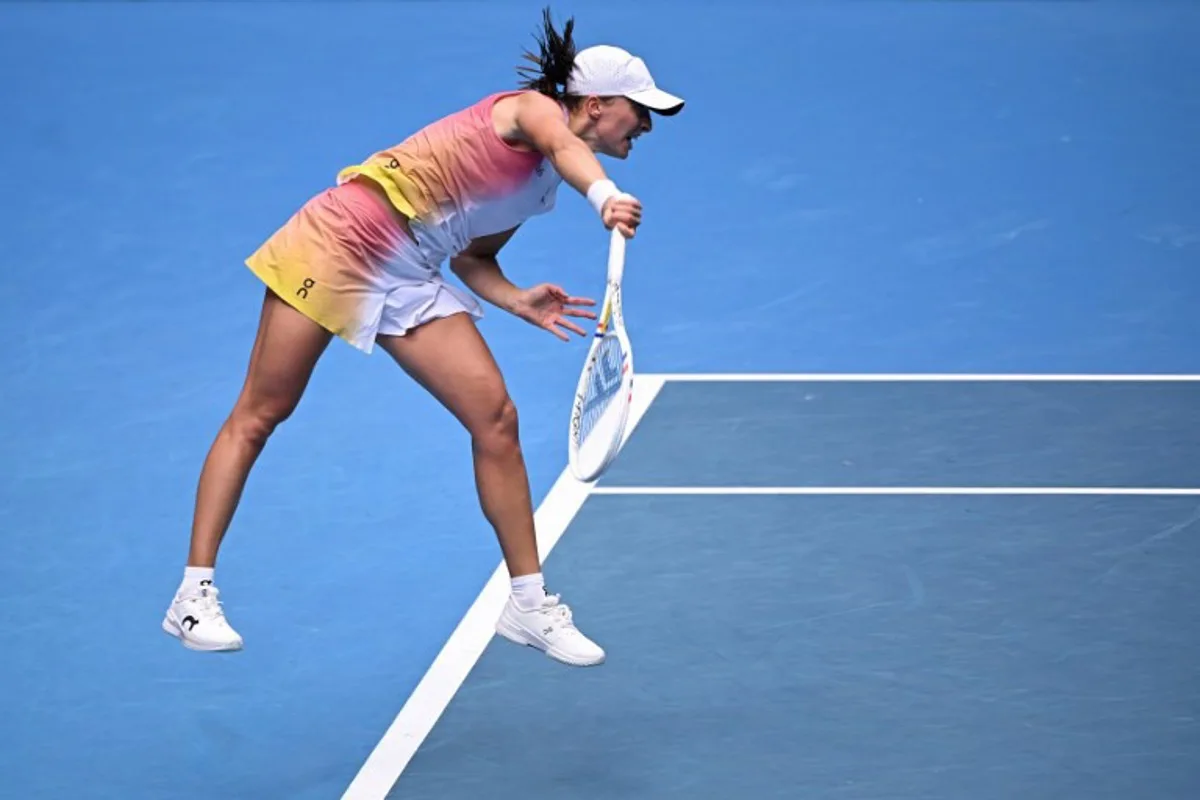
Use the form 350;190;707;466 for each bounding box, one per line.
608;226;627;280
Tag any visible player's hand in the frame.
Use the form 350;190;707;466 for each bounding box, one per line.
511;283;597;341
602;194;642;239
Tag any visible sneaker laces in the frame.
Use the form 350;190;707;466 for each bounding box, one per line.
183;586;228;621
539;594;577;631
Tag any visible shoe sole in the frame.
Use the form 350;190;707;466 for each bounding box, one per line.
495;615;605;667
161;617;244;652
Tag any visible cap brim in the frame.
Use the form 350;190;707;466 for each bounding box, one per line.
625;86;685;116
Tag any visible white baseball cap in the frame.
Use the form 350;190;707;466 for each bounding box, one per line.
566;44;685;116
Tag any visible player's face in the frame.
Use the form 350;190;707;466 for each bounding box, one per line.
596;97;652;159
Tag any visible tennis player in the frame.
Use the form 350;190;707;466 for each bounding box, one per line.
161;11;683;667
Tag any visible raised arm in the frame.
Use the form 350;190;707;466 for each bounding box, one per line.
512;92;608;197
510;92;641;237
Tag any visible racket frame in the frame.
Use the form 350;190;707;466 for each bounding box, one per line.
568;227;635;481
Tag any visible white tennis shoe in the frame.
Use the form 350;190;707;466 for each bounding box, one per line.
162;581;244;652
495;592;606;666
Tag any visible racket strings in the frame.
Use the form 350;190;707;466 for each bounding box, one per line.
578;336;626;443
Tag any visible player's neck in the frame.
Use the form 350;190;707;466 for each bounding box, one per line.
566;109;602;153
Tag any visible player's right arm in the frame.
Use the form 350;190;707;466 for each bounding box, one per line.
512;92;641;238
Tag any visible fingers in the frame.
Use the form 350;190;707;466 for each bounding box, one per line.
561;294;597;318
612;197;642;224
555;317;588;337
546;286;596;307
540;285;596;317
543;313;588;340
603;194;643;238
544;320;572;341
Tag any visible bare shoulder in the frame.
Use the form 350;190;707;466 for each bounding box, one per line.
494;91;565;150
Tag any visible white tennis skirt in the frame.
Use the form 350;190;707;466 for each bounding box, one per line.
244;178;482;354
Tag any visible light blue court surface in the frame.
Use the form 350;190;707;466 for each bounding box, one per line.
2;1;1199;799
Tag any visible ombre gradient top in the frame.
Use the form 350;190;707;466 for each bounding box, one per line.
337;91;563;262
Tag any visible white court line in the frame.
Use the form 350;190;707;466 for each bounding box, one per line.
591;486;1200;497
340;376;666;800
643;373;1200;382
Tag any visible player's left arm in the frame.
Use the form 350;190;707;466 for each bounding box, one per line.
449;225;596;340
449;226;523;313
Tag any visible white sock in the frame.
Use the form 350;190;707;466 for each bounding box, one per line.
178;566;215;595
511;572;546;611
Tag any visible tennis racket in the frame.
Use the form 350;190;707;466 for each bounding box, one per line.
568;225;634;482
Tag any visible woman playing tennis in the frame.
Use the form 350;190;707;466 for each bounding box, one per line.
161;11;684;667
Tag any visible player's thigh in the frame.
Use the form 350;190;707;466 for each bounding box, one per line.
234;288;333;426
375;313;513;437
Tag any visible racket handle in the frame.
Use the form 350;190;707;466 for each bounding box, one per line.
608;226;627;282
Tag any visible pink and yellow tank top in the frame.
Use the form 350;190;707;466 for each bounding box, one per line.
336;91;563;261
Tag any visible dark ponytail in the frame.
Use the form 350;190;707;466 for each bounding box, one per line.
516;7;577;100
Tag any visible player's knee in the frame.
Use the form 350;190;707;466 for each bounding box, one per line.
472;394;520;456
230;395;297;448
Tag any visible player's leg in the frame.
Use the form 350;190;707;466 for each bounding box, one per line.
376;313;605;667
163;288;333;651
164;179;398;651
191;287;333;566
378;313;538;575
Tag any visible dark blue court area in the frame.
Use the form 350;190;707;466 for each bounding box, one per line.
390;378;1200;799
3;0;1199;798
604;379;1200;488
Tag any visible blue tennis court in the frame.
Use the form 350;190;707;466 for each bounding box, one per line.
378;375;1200;799
2;1;1199;799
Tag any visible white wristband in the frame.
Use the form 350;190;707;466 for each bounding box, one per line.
586;179;621;217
